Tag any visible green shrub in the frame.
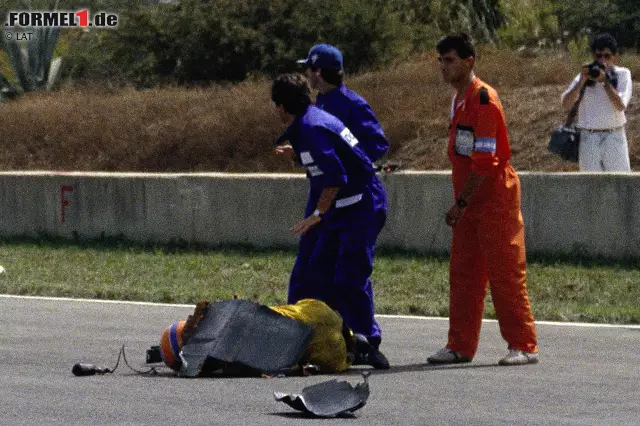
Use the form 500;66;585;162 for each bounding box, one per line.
567;35;591;63
61;0;507;86
497;0;559;47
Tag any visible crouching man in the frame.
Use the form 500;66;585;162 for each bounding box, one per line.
272;73;388;367
153;298;388;377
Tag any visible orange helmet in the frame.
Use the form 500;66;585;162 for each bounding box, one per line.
160;321;186;371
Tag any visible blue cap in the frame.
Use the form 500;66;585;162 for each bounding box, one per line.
297;44;343;70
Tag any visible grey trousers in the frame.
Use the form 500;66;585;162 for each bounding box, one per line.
578;128;631;172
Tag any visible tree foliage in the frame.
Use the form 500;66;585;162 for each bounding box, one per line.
553;0;640;51
6;0;639;87
497;0;558;46
61;0;510;87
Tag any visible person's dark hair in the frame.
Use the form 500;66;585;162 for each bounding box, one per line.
436;33;476;59
591;33;618;54
271;73;312;115
309;67;344;86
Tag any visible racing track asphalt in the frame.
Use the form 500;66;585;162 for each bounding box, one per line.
0;295;639;425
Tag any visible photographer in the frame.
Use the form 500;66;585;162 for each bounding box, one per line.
561;33;632;171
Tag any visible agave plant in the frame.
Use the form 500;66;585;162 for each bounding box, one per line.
0;0;62;101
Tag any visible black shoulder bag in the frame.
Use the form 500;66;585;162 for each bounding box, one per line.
548;84;587;162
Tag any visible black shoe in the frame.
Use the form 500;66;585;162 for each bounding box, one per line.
365;347;390;369
352;334;390;369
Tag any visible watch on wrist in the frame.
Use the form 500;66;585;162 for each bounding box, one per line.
456;198;468;209
312;209;324;218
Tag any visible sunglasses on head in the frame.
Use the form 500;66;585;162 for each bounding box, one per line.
595;52;612;59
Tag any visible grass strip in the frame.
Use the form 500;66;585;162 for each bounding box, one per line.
0;239;638;324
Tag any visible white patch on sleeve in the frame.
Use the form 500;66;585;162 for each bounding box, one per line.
307;165;324;177
340;128;359;147
455;127;474;157
474;137;497;153
300;151;314;165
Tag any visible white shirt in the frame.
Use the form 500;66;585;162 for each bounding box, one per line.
562;66;632;129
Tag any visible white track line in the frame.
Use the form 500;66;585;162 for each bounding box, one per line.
2;294;640;329
379;314;640;328
0;294;194;308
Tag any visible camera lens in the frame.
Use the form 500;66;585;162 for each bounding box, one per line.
588;61;603;79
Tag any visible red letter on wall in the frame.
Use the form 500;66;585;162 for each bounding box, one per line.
61;185;73;224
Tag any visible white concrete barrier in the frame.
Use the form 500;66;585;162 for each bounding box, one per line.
0;171;638;259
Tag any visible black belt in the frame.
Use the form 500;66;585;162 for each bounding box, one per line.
577;126;624;133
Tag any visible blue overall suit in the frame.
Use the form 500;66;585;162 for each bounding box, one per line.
282;104;387;348
316;83;389;163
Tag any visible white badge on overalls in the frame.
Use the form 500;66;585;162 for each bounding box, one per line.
455;126;474;157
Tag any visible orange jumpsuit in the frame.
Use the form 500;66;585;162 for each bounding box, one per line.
446;77;538;358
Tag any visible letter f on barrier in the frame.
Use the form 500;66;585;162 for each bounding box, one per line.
60;185;73;224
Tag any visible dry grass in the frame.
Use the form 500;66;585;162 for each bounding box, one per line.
1;48;639;172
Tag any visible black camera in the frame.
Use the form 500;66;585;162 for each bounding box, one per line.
146;345;163;364
585;60;617;88
587;60;605;79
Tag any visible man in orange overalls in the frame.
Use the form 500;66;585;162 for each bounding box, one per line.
427;33;539;366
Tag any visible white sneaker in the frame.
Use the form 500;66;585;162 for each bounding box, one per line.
498;349;539;366
427;347;472;364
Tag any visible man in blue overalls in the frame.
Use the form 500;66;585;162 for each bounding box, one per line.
272;73;389;368
275;44;389;348
298;43;389;163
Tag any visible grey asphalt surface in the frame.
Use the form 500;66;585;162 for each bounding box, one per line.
1;295;639;426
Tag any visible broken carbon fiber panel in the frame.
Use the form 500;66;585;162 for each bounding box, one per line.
274;372;370;417
180;299;313;377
